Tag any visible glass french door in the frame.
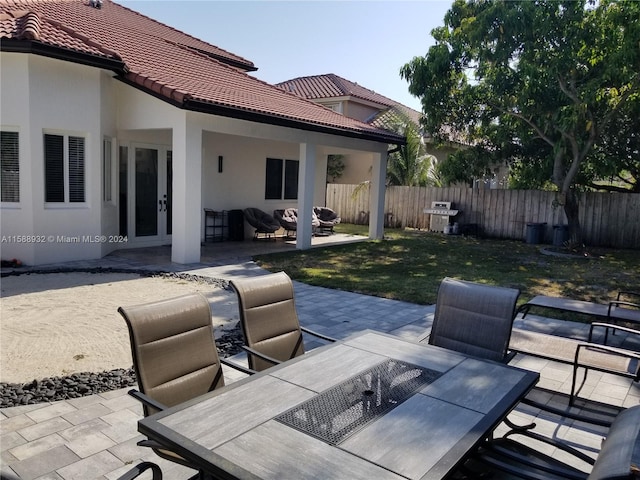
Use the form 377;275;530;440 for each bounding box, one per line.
131;145;172;243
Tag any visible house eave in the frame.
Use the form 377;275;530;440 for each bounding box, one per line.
116;76;405;146
183;99;406;146
0;39;127;74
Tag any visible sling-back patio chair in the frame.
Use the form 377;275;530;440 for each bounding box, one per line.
425;277;521;363
470;403;640;480
119;293;253;480
230;271;336;372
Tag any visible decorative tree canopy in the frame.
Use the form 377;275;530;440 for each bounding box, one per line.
401;0;640;245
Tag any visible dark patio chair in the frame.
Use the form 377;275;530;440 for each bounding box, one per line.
229;271;336;372
472;404;640;480
424;277;520;363
313;206;341;234
273;208;298;237
242;207;280;240
119;293;253;480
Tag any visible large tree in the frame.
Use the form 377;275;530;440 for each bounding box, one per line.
401;0;640;245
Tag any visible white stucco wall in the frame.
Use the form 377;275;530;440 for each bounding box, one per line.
342;101;380;123
201;132;331;240
2;53;391;265
1;53;108;265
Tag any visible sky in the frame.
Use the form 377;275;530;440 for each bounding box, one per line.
118;0;454;112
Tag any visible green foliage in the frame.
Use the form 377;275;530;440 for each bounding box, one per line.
326;154;345;183
386;120;437;187
400;0;640;243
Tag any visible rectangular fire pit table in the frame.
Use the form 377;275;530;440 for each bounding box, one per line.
138;330;538;480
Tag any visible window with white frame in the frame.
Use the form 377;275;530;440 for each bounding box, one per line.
324;102;342;114
1;131;19;202
103;138;112;202
44;133;85;203
265;158;299;200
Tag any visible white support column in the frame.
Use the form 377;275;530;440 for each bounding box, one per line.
171;116;202;263
297;143;316;249
369;147;388;240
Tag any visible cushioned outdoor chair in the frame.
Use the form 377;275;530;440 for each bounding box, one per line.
119;293;253;480
273;208;298;238
274;208;322;237
425;277;520;363
313;206;341;234
242;207;280;240
230;271;336;372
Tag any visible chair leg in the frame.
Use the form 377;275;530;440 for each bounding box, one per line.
570;364;588;405
117;462;162;480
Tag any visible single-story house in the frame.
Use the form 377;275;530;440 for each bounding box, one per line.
0;0;404;266
276;73;462;184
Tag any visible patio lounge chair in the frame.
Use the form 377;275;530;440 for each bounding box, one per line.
424;277;520;363
509;323;640;404
243;207;281;240
230;271;336;372
119;293;253;480
313;206;341;234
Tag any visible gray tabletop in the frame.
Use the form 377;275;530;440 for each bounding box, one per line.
139;330;539;480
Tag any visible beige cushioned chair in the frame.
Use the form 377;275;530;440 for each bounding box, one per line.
427;277;520;363
230;271;335;372
119;293;251;479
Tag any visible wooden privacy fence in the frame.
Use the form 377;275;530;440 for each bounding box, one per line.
325;184;640;249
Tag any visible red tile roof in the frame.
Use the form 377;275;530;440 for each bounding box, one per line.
277;74;394;106
277;74;470;145
277;73;422;126
0;0;403;144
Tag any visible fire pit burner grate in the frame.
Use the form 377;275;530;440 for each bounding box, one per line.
275;359;441;445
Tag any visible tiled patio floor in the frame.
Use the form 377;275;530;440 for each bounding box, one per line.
2;237;638;479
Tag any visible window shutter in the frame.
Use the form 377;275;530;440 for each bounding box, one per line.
44;134;65;202
283;160;299;200
265;158;283;200
103;139;112;202
1;131;19;202
68;136;85;202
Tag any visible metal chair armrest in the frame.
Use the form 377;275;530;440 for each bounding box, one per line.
117;461;162;480
589;322;640;342
127;389;167;412
220;358;256;375
300;326;336;343
617;290;640;301
608;299;640;312
240;345;282;366
520;397;613;428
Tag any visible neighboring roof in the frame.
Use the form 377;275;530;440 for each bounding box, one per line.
278;74;470;146
277;73;422;126
0;0;404;145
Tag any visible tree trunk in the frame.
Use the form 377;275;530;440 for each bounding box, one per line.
563;189;584;247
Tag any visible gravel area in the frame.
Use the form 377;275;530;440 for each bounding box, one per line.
0;268;244;408
0;327;244;408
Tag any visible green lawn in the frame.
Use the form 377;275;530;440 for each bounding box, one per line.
254;224;640;318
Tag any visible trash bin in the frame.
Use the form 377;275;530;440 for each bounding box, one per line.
553;224;569;246
228;209;245;241
525;222;546;244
